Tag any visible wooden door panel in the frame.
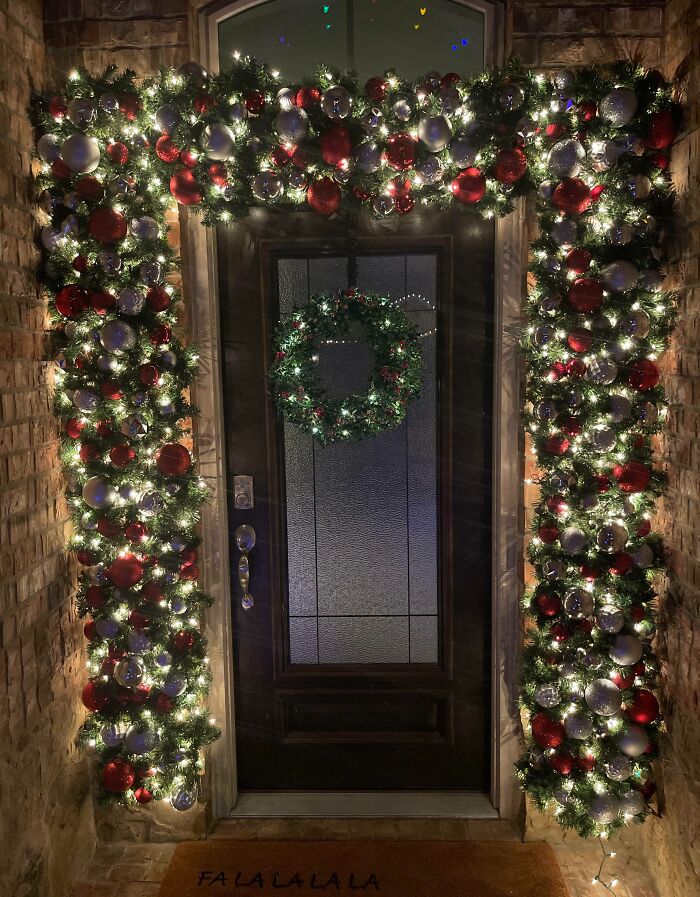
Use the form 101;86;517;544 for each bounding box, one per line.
218;209;493;790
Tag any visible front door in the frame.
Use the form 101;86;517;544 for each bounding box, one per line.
218;208;493;790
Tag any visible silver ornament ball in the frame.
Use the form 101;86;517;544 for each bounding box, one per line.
251;171;284;202
82;476;117;510
61;133;100;173
113;655;145;688
596;523;629;554
564;712;594;740
417;114;452;152
155;103;180;133
449;137;477;169
201;122;236;161
599;87;638;126
66;97;96;129
585;678;622;716
609;634;644;666
617;724;649;757
563;587;594;618
321;86;351;120
596;606;625;633
547;139;585;179
275;108;308;144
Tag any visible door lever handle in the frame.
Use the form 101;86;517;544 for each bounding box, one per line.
235;524;256;610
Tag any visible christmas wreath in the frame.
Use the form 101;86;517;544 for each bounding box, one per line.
269;289;422;444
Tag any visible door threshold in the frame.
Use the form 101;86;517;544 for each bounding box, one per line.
230;791;498;819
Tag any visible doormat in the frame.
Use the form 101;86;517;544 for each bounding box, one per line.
158;840;569;897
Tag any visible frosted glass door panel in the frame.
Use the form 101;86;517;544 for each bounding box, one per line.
279;255;438;665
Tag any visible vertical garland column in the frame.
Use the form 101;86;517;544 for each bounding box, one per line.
517;64;679;838
31;68;219;807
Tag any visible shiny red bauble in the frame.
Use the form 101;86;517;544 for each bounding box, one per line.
576;753;596;772
207;163;228;186
296;86;321;109
561;416;582;437
83;619;98;640
440;72;461;88
193;93;216;114
395;196;415;215
552;178;591;214
613;460;651;493
610;552;634;575
85;585;105;608
174;630;196;652
150;323;172;346
97;517;121;538
107;142;129;165
544;434;570;455
628;359;660;391
307;177;341;215
537;524;559;544
106;553;144;588
320;126;352;167
89;291;116;314
545;123;567;141
493;147;527;184
637;519;652;538
595;474;611;493
244;90;265;114
551;623;571;642
51;159;72;180
49;95;68;118
531;712;565;749
180;148;198;168
645;110;677;149
55;285;88;318
101;758;135;793
117;93;140;120
450;167;486;204
76;550;94;566
79;443;100;462
567;327;593;353
579;565;599;582
126;522;147;543
88;207;127;244
625;689;660;724
565;248;592;274
153;692;174;714
568;278;603;313
170;169;202;205
546;494;567;515
146;286;170;311
180;563;199;581
82;680;108;711
139;363;160;386
100;379;122;400
156;443;192;477
270;146;291;167
141;581;164;604
180;547;197;565
109;444;136;467
65;418;84;439
549;752;575;775
76;175;105;201
535;593;561;617
611;669;636;689
385;132;417;170
364;76;388;102
577;100;597;122
134;786;154;804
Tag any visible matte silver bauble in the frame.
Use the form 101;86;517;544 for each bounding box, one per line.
113;655;145;688
589;793;621;824
563;587;594;618
251;171;283;201
550;218;578;247
201;122;236;160
599;87;638;126
585;678;622;716
608;395;632;423
564;712;594;740
155;103;180;133
82;476;117;510
37;133;61;162
355;142;382;173
450;137;477;169
596;606;625;633
61;133;100;173
321;85;351;120
619;790;645;817
609;634;644;666
274;108;308;144
418;115;451;152
125;725;158;754
617;724;649;757
547;139;585;179
596;523;629;554
66;97;96;129
602;260;638;292
560;528;588;555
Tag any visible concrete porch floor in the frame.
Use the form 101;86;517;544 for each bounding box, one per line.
72;817;659;897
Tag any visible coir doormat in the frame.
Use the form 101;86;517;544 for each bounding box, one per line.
158;840;569;897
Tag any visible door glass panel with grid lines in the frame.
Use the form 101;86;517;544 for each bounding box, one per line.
278;254;438;665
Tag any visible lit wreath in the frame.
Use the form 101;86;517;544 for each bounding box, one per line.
269;289;423;445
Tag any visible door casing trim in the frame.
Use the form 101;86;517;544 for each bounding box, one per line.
189;0;521;821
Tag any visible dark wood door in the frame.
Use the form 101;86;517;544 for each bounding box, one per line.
217;208;493;790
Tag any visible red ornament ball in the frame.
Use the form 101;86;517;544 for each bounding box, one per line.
139;363;160;386
535;593;561;617
76;176;105;202
174;630;196;652
86;585;105;608
51;159;72;180
153;692;174;714
567;327;593;353
580;565;599;582
395;196;415;215
611;669;636;689
537;524;559;544
549;752;575;775
568;278;603;313
551;623;571;642
146;286;171;311
208;163;228;186
100;379;122;400
180;148;198;169
76;550;94;566
565;248;592;274
101;758;135;793
610;552;634;575
645;110;677;149
170;169;202;205
271;146;291;167
307;177;341;215
364;76;388;102
88;207;127;244
134;786;154;804
628;359;660;391
637;519;652;538
545;123;567;141
296;86;321;109
83;619;98;641
531;713;565;749
156;443;191;477
107;142;129;165
106;553;144;588
180;563;199;581
117;93;140;120
82;680;108;711
66;418;84;439
142;582;165;604
385;132;417;170
150;323;171;346
451;167;486;205
440;72;461;88
49;95;68;118
320;126;352;167
577;100;597;122
494;147;527;184
626;689;659;724
577;753;596;772
546;494;567;515
79;442;100;462
544;434;570;456
613;460;651;493
244;90;265;115
126;522;147;543
194;93;216;114
552;178;591;214
109;444;136;467
97;517;121;538
89;291;116;314
55;286;88;318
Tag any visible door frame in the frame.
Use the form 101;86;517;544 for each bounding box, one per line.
188;0;523;820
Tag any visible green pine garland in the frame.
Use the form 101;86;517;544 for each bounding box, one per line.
269;290;423;445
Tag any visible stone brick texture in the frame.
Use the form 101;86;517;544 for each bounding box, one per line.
1;1;698;896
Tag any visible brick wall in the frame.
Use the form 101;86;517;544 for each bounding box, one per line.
644;0;700;895
0;1;97;896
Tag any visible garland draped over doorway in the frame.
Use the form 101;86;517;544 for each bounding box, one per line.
30;56;679;835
